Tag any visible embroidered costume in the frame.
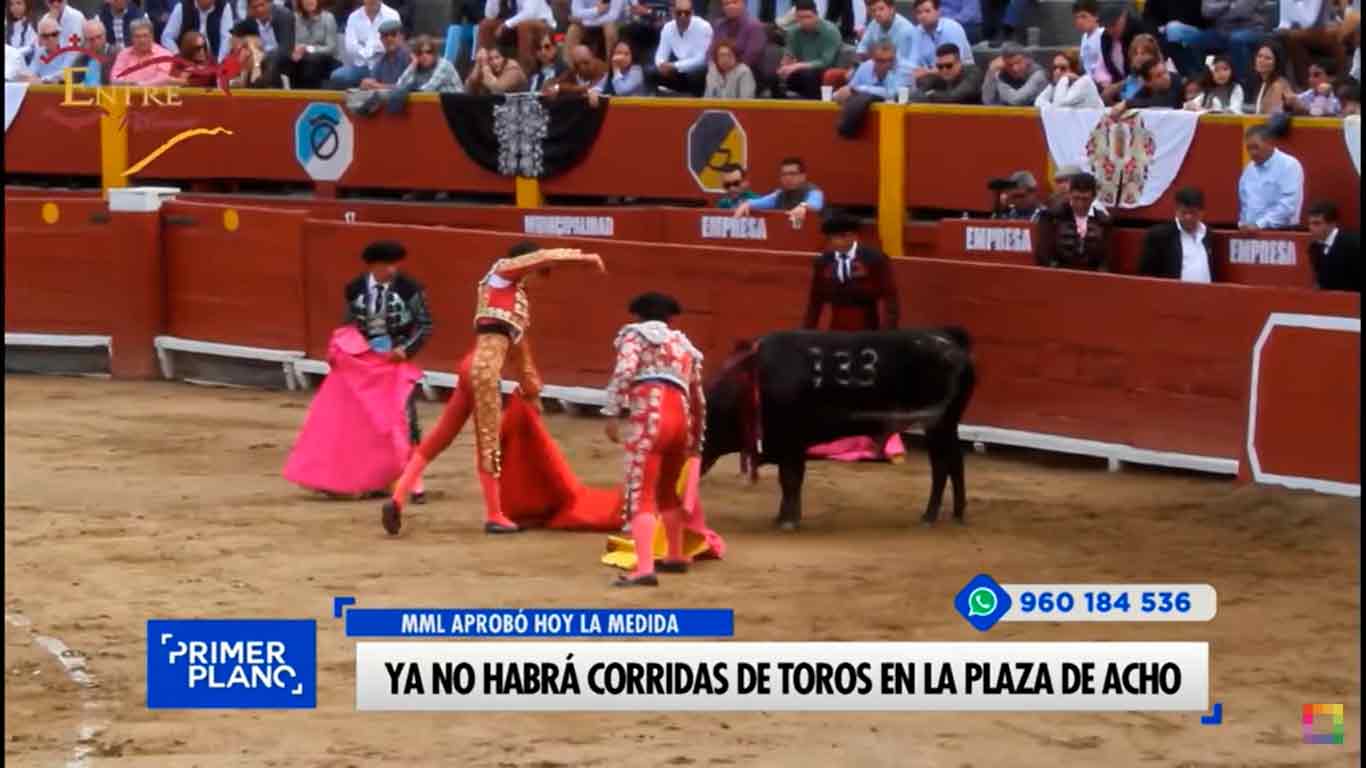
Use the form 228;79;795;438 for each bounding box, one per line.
603;293;706;587
344;269;433;447
383;243;603;536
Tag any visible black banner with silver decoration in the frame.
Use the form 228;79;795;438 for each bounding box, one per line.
440;92;608;179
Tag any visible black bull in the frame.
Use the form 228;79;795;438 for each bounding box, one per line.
699;328;977;529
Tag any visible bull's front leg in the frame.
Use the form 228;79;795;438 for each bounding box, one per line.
776;456;806;531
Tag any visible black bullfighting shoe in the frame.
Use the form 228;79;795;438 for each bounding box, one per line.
411;491;427;505
484;520;522;534
381;500;402;536
612;573;660;588
655;560;690;574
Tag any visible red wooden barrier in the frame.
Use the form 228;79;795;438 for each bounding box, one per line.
1214;231;1315;288
935;219;1038;265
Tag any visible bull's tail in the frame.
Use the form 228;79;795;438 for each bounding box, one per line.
714;338;763;483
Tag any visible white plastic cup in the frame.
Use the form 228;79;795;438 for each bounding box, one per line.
821;85;834;101
897;86;909;104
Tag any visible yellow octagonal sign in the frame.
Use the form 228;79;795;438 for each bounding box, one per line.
687;110;748;193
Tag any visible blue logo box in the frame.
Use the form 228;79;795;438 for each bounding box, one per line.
146;619;317;709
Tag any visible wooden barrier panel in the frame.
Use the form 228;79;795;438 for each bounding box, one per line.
1214;230;1315;288
935;219;1038;265
161;200;310;350
2;89;101;177
3;198;121;335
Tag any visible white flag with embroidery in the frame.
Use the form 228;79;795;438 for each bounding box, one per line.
5;82;29;133
1345;115;1361;175
1040;107;1199;209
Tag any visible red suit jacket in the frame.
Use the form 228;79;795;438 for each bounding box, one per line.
802;243;901;332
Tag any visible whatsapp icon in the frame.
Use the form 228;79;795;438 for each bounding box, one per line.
967;588;998;617
955;574;1011;632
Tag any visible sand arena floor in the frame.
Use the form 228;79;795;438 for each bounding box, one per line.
3;375;1361;767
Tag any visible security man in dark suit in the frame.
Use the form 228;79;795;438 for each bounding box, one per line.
1307;200;1361;293
1138;186;1215;282
802;213;900;332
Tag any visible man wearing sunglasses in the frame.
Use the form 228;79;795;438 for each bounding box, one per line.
905;41;980;102
648;0;710;95
28;17;75;82
715;164;757;209
43;0;85;50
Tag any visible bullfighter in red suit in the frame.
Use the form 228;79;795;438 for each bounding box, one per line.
382;241;605;536
803;214;906;461
602;292;707;588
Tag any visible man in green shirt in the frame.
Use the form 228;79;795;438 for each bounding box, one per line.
715;164;760;209
778;0;843;99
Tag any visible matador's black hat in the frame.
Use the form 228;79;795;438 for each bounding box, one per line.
362;240;407;264
629;292;682;322
821;213;862;235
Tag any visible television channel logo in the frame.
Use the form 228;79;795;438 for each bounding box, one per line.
1302;703;1345;745
954;574;1011;632
147;619;316;709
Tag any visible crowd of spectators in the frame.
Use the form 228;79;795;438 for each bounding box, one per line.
5;0;1359;115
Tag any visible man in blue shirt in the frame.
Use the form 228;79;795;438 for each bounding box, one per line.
907;0;972;79
1238;125;1305;231
856;0;914;73
835;39;901;101
937;0;981;43
732;156;825;228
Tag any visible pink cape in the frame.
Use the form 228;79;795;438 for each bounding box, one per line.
807;434;907;462
282;326;423;494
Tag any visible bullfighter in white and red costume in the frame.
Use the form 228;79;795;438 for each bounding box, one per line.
383;241;604;536
602;292;707;588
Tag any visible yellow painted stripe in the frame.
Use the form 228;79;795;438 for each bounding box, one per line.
515;176;542;208
875;104;905;258
99;87;128;197
123;127;234;176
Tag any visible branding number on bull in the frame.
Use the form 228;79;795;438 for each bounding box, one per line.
808;347;878;389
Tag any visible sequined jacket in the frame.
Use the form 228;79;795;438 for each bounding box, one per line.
473;248;601;342
344;272;432;356
601;321;707;454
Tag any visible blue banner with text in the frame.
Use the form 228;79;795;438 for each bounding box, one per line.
344;609;735;638
146;619;317;709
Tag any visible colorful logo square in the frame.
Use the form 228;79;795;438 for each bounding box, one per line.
1302;703;1345;745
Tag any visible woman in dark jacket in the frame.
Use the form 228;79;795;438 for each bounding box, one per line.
1037;172;1111;271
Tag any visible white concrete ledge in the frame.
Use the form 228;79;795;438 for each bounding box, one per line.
153;336;304;390
956;424;1239;476
5;332;112;350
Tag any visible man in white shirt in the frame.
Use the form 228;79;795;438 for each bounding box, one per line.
5;43;33;80
476;0;553;72
1238;124;1305;231
324;0;400;87
246;0;294;84
161;0;236;61
565;0;625;61
649;0;710;95
1139;187;1213;282
43;0;85;49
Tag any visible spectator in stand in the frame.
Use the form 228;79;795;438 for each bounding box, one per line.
97;0;143;52
1074;0;1119;92
1291;59;1344;114
1247;41;1294;113
1200;0;1266;80
1184;54;1244;111
710;0;765;82
344;18;409;110
76;18;117;85
7;0;39;64
5;42;31;78
814;0;867;43
112;18;176;83
370;33;460;113
1101;30;1159;105
833;37;898;102
907;42;980;102
1116;55;1185;109
162;0;236;61
733;156;824;227
246;0;294;86
1339;80;1360;112
23;16;68;81
938;0;981;43
856;0;912;72
1037;171;1110;271
777;0;840;99
1238;124;1305;230
545;42;607;97
288;0;337;89
326;0;398;86
169;28;217;84
227;18;270;86
1307;200;1360;291
982;41;1047;106
908;0;970;79
649;0;710;95
466;44;527;91
1034;48;1103;107
603;38;644;92
1099;4;1152;70
1278;0;1347;87
716;163;758;207
1139;186;1214;282
990;170;1042;221
145;0;174;43
704;37;754;95
1143;0;1209;76
565;0;624;59
477;0;553;71
620;0;669;58
43;0;84;49
525;26;561;90
443;0;482;65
